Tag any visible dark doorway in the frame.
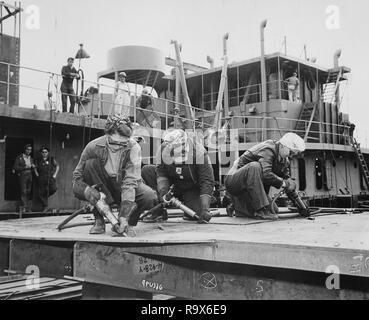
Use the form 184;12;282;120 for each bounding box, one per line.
4;137;34;201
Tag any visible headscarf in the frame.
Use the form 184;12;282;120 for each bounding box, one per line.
105;114;132;137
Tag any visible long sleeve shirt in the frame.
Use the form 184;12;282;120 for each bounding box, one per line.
13;154;35;174
61;65;79;88
229;140;290;189
155;139;215;197
72;135;142;202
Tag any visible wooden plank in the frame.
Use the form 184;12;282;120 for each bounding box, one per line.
0;277;57;291
74;243;369;300
82;282;152;300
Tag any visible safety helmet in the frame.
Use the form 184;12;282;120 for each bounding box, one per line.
119;72;127;78
278;132;306;154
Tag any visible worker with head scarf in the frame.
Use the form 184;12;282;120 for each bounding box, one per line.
225;132;306;220
72;114;157;236
141;129;215;224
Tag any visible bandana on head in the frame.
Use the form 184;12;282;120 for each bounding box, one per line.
162;129;190;164
105;114;132;137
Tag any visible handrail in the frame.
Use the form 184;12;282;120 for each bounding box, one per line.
0;60;358;147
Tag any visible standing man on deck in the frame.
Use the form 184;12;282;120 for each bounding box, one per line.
286;72;300;102
141;129;215;224
61;57;80;113
225;133;305;220
13;144;36;213
72;114;157;236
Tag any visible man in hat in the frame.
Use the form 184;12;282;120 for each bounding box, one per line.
72;114;157;235
114;72;131;117
286;72;300;102
61;57;80;113
225;132;306;220
136;89;161;128
141;129;215;224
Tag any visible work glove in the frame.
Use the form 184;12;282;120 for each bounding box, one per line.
198;195;212;224
115;201;138;235
283;178;297;193
157;178;170;202
84;186;101;205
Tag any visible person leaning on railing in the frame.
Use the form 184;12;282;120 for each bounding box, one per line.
135;89;161;128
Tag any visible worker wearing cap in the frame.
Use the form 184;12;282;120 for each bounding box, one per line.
136;89;161;128
225;132;306;220
72;114;157;235
61;57;80;113
286;72;300;102
141;129;215;224
114;72;131;117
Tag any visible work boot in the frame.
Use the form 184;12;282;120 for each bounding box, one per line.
183;214;197;221
142;204;168;223
89;209;106;234
197;210;212;224
226;203;235;217
254;207;278;221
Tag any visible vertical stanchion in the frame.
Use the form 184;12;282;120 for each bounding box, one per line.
7;64;10;105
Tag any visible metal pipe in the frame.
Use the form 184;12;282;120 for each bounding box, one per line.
334;49;342;68
260;20;268;140
223;33;230;119
260;20;267;103
206;55;214;68
223;33;230;56
7;64;10;104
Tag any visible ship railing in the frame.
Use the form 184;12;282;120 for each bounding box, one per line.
0;61;355;145
202;80;301;108
0;61;218;129
227;115;353;147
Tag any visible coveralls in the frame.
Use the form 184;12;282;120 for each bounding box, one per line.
225;140;289;217
61;65;79;113
142;138;215;215
114;82;131;117
36;156;58;209
13;154;35;209
72;135;157;226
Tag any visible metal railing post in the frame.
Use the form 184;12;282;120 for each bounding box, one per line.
165;100;168;129
7;64;10;105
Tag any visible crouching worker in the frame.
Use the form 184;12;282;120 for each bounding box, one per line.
142;129;215;224
225;132;305;220
72;114;157;235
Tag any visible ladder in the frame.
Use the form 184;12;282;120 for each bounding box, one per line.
295;102;319;142
322;68;343;105
352;138;369;189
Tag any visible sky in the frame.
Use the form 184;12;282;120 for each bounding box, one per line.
4;0;369;144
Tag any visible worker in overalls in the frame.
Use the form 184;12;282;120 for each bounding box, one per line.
13;144;36;213
72;114;157;235
286;72;300;102
113;72;131;117
35;146;59;212
141;129;215;224
225;133;306;220
136;89;161;128
61;57;80;113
